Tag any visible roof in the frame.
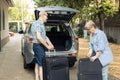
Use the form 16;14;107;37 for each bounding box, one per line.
6;0;14;7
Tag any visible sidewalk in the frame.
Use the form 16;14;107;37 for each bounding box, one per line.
0;34;34;80
78;38;120;80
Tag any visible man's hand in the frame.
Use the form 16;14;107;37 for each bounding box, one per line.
47;45;54;50
46;36;54;50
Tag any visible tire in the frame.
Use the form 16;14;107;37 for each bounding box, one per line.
21;44;24;56
23;57;28;69
21;52;24;56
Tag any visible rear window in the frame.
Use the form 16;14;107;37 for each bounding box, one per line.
45;25;60;32
45;24;69;36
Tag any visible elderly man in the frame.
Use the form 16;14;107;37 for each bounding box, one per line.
84;20;113;80
31;11;54;80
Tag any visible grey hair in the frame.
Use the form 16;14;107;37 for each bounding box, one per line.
85;20;96;29
39;11;47;16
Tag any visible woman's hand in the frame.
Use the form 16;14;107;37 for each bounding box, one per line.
87;52;92;57
89;56;97;62
89;51;101;62
87;48;92;57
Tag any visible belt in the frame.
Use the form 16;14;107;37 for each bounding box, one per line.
33;43;41;45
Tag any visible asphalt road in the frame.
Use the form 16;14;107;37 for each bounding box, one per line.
0;34;119;80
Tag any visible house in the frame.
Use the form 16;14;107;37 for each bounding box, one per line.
0;0;14;51
105;0;120;43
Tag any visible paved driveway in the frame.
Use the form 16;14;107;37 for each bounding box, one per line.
0;34;34;80
0;34;119;80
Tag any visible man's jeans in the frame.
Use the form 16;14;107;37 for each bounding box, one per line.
102;65;109;80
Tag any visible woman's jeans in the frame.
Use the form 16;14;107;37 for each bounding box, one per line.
102;65;109;80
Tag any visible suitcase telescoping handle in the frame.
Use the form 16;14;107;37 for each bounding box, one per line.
48;49;56;57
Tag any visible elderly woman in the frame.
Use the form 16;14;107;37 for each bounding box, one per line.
84;20;113;80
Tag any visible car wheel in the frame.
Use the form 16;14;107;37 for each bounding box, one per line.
21;44;23;56
21;51;24;56
69;62;75;67
23;58;28;69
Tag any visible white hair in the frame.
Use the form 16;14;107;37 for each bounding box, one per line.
85;20;96;29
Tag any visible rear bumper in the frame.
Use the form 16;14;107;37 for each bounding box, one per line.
31;56;77;63
27;56;77;68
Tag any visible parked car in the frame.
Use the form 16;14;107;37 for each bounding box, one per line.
21;6;79;68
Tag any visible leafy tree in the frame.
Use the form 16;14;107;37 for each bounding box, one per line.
8;0;33;21
119;0;120;12
98;0;118;30
8;0;22;20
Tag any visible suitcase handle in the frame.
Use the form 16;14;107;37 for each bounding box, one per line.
48;49;56;57
48;49;56;52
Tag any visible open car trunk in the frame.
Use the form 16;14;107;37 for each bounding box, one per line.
34;6;79;51
34;6;79;22
46;30;72;51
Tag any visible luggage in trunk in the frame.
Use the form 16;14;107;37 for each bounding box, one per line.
43;56;69;80
78;58;102;80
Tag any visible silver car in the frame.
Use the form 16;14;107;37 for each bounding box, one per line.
21;6;79;68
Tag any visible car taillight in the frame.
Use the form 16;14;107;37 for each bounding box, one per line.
67;53;75;57
75;37;79;41
29;37;33;43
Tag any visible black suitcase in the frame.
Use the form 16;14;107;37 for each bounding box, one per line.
78;58;102;80
43;56;69;80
